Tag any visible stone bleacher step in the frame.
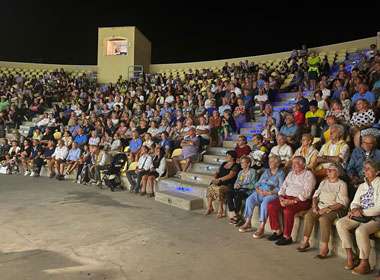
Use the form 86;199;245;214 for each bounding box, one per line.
241;122;264;129
177;171;214;185
155;191;204;211
207;147;229;156
240;127;264;135
190;162;220;174
203;154;227;165
158;178;209;198
223;141;236;149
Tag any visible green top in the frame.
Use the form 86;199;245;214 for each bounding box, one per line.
307;56;321;73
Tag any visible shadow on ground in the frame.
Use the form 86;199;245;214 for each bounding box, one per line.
57;191;146;210
0;249;119;280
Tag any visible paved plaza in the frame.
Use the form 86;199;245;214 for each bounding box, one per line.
0;176;375;280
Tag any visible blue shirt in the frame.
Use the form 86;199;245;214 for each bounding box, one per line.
66;147;81;161
262;112;281;128
74;134;88;145
129;138;142;153
160;139;172;150
351;91;376;105
280;124;298;137
256;168;285;193
346;147;380;177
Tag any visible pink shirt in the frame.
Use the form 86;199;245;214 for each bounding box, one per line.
278;169;316;201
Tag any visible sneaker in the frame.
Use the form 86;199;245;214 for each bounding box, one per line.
267;233;283;241
76;179;81;184
275;237;293;246
30;171;35;177
24;171;30;176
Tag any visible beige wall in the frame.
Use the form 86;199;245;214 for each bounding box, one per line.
97;26;136;83
0;60;96;72
149;36;377;73
134;28;152;72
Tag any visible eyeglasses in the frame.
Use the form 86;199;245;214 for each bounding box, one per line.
363;142;375;145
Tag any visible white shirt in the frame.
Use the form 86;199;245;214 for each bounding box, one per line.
165;95;175;104
219;105;231;115
196;125;210;139
270;144;293;162
52;146;68;160
254;94;268;103
138;154;153;171
351;177;380;216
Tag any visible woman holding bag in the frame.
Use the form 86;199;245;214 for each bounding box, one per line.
336;160;380;275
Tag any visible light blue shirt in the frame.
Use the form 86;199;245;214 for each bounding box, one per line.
351;91;376;105
66;147;81;161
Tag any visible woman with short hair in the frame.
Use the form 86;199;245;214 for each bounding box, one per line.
205;150;240;218
297;162;349;258
336;160;380;275
238;155;285;238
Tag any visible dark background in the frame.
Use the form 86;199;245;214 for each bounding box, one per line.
0;0;379;65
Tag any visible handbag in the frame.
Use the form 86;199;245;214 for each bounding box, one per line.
350;216;373;223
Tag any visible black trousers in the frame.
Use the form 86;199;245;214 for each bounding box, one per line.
226;188;250;214
126;170;148;192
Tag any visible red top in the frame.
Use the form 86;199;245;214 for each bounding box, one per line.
294;111;305;126
235;145;252;159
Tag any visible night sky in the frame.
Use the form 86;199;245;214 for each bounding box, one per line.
0;1;379;65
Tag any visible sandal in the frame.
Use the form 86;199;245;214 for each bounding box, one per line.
216;212;226;219
229;217;239;224
252;230;264;239
204;208;214;216
296;242;310;252
238;226;253;233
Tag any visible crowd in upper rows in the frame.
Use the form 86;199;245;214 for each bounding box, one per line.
0;44;380;275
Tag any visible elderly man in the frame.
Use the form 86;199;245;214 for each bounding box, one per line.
173;127;200;172
267;156;316;245
351;83;376;106
49;139;68;180
315;124;350;179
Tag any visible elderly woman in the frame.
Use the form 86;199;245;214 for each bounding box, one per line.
336;160;380;275
290;133;318;170
315;124;350;179
350;99;376;147
227;156;257;225
205;150;240;218
297;162;349;258
325;100;350;126
238;155;285;237
269;133;293;167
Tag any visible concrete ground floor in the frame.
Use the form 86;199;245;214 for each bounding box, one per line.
0;175;376;280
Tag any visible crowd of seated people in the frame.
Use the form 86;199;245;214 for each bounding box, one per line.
0;45;380;275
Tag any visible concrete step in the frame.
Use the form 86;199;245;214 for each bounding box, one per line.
230;133;259;141
158;178;208;198
177;171;213;185
22;121;36;127
223;141;236;149
19;125;32;131
240;127;264;135
190;162;220;174
5;133;17;141
203;154;226;165
241;122;265;129
207;147;229;156
155;191;204;211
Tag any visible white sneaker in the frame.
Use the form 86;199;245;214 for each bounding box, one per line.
30;171;35;177
24;171;30;176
